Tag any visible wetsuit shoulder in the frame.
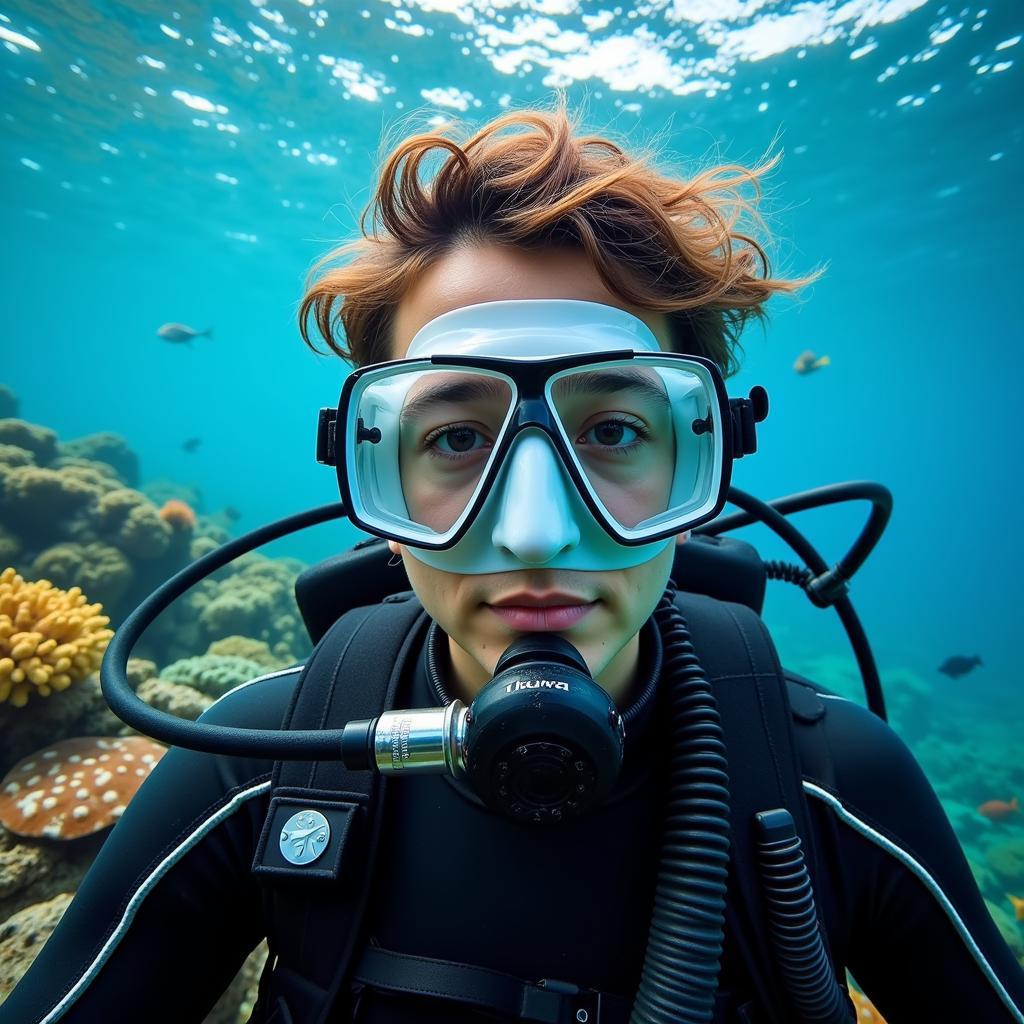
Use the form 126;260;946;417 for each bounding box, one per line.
784;673;1024;1022
0;666;303;1024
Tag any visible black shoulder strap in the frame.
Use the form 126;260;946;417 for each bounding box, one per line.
252;590;831;1024
250;592;428;1024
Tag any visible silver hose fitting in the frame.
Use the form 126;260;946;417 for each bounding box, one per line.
371;700;468;778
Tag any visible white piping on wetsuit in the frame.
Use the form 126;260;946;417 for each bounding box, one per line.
205;664;306;711
40;778;273;1024
803;779;1024;1023
39;666;304;1023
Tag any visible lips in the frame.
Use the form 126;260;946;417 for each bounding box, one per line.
490;591;592;608
486;595;598;631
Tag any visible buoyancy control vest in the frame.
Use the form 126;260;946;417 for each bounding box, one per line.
247;536;851;1024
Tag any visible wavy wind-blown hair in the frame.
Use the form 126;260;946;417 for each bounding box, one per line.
299;100;816;378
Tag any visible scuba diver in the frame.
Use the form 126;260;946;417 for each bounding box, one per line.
3;102;1023;1024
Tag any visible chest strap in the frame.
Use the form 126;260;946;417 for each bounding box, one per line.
350;944;761;1024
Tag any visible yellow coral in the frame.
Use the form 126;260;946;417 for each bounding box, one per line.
0;567;113;708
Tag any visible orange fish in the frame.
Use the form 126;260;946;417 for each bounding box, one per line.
1008;894;1024;922
977;797;1020;820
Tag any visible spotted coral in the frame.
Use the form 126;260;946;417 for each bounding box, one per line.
0;736;166;839
0;568;113;708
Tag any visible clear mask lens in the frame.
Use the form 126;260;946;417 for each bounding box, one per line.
548;361;717;537
347;358;719;544
350;367;514;538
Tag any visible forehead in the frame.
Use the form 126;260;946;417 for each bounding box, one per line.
390;243;672;360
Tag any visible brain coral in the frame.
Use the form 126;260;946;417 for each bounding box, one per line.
94;488;172;559
59;432;139;487
0;568;113;708
0;466;100;538
30;542;134;612
0;420;57;465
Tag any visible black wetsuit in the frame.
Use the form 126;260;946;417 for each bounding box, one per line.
2;616;1023;1024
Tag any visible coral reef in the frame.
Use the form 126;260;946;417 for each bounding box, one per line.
0;569;113;708
0;736;167;840
160;653;270;699
0;421;57;466
207;635;289;670
0;388;18;420
136;678;213;720
0;892;74;1001
31;542;134;612
158;498;197;531
59;432;139;487
986;836;1024;886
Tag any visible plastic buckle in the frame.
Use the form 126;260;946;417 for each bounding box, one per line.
522;978;603;1024
315;407;336;466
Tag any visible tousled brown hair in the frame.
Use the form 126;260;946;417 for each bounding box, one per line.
299;96;816;378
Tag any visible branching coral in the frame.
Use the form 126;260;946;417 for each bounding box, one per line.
0;569;113;708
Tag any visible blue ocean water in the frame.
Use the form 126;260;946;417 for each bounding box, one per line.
1;1;1021;758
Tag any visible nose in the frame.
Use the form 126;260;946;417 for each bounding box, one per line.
489;431;581;565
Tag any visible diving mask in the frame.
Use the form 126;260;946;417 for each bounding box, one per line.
316;298;766;574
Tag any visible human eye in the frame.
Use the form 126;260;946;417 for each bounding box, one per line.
575;416;651;454
422;423;493;460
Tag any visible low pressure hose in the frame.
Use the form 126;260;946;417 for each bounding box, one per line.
755;809;854;1023
631;584;732;1024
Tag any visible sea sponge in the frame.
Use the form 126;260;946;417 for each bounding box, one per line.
30;542;134;612
0;568;113;708
160;653;268;699
158;499;197;532
0;421;57;465
59;432;139;487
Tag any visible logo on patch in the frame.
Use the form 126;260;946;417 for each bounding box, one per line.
279;809;331;865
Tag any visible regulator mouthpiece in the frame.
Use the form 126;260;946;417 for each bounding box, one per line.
341;634;626;825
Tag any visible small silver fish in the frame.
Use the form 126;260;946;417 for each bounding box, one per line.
157;322;213;343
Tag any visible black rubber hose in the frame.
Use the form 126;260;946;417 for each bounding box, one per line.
755;809;854;1023
630;585;732;1024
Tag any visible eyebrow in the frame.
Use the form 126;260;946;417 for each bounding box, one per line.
554;369;670;407
399;376;510;424
397;367;671;424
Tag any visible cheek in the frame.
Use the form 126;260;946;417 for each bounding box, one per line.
617;544;675;616
400;554;469;632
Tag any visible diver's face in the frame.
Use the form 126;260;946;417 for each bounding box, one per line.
388;242;679;704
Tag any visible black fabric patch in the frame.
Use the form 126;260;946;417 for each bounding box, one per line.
252;795;361;882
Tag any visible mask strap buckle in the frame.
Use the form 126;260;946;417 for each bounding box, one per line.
729;386;770;458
